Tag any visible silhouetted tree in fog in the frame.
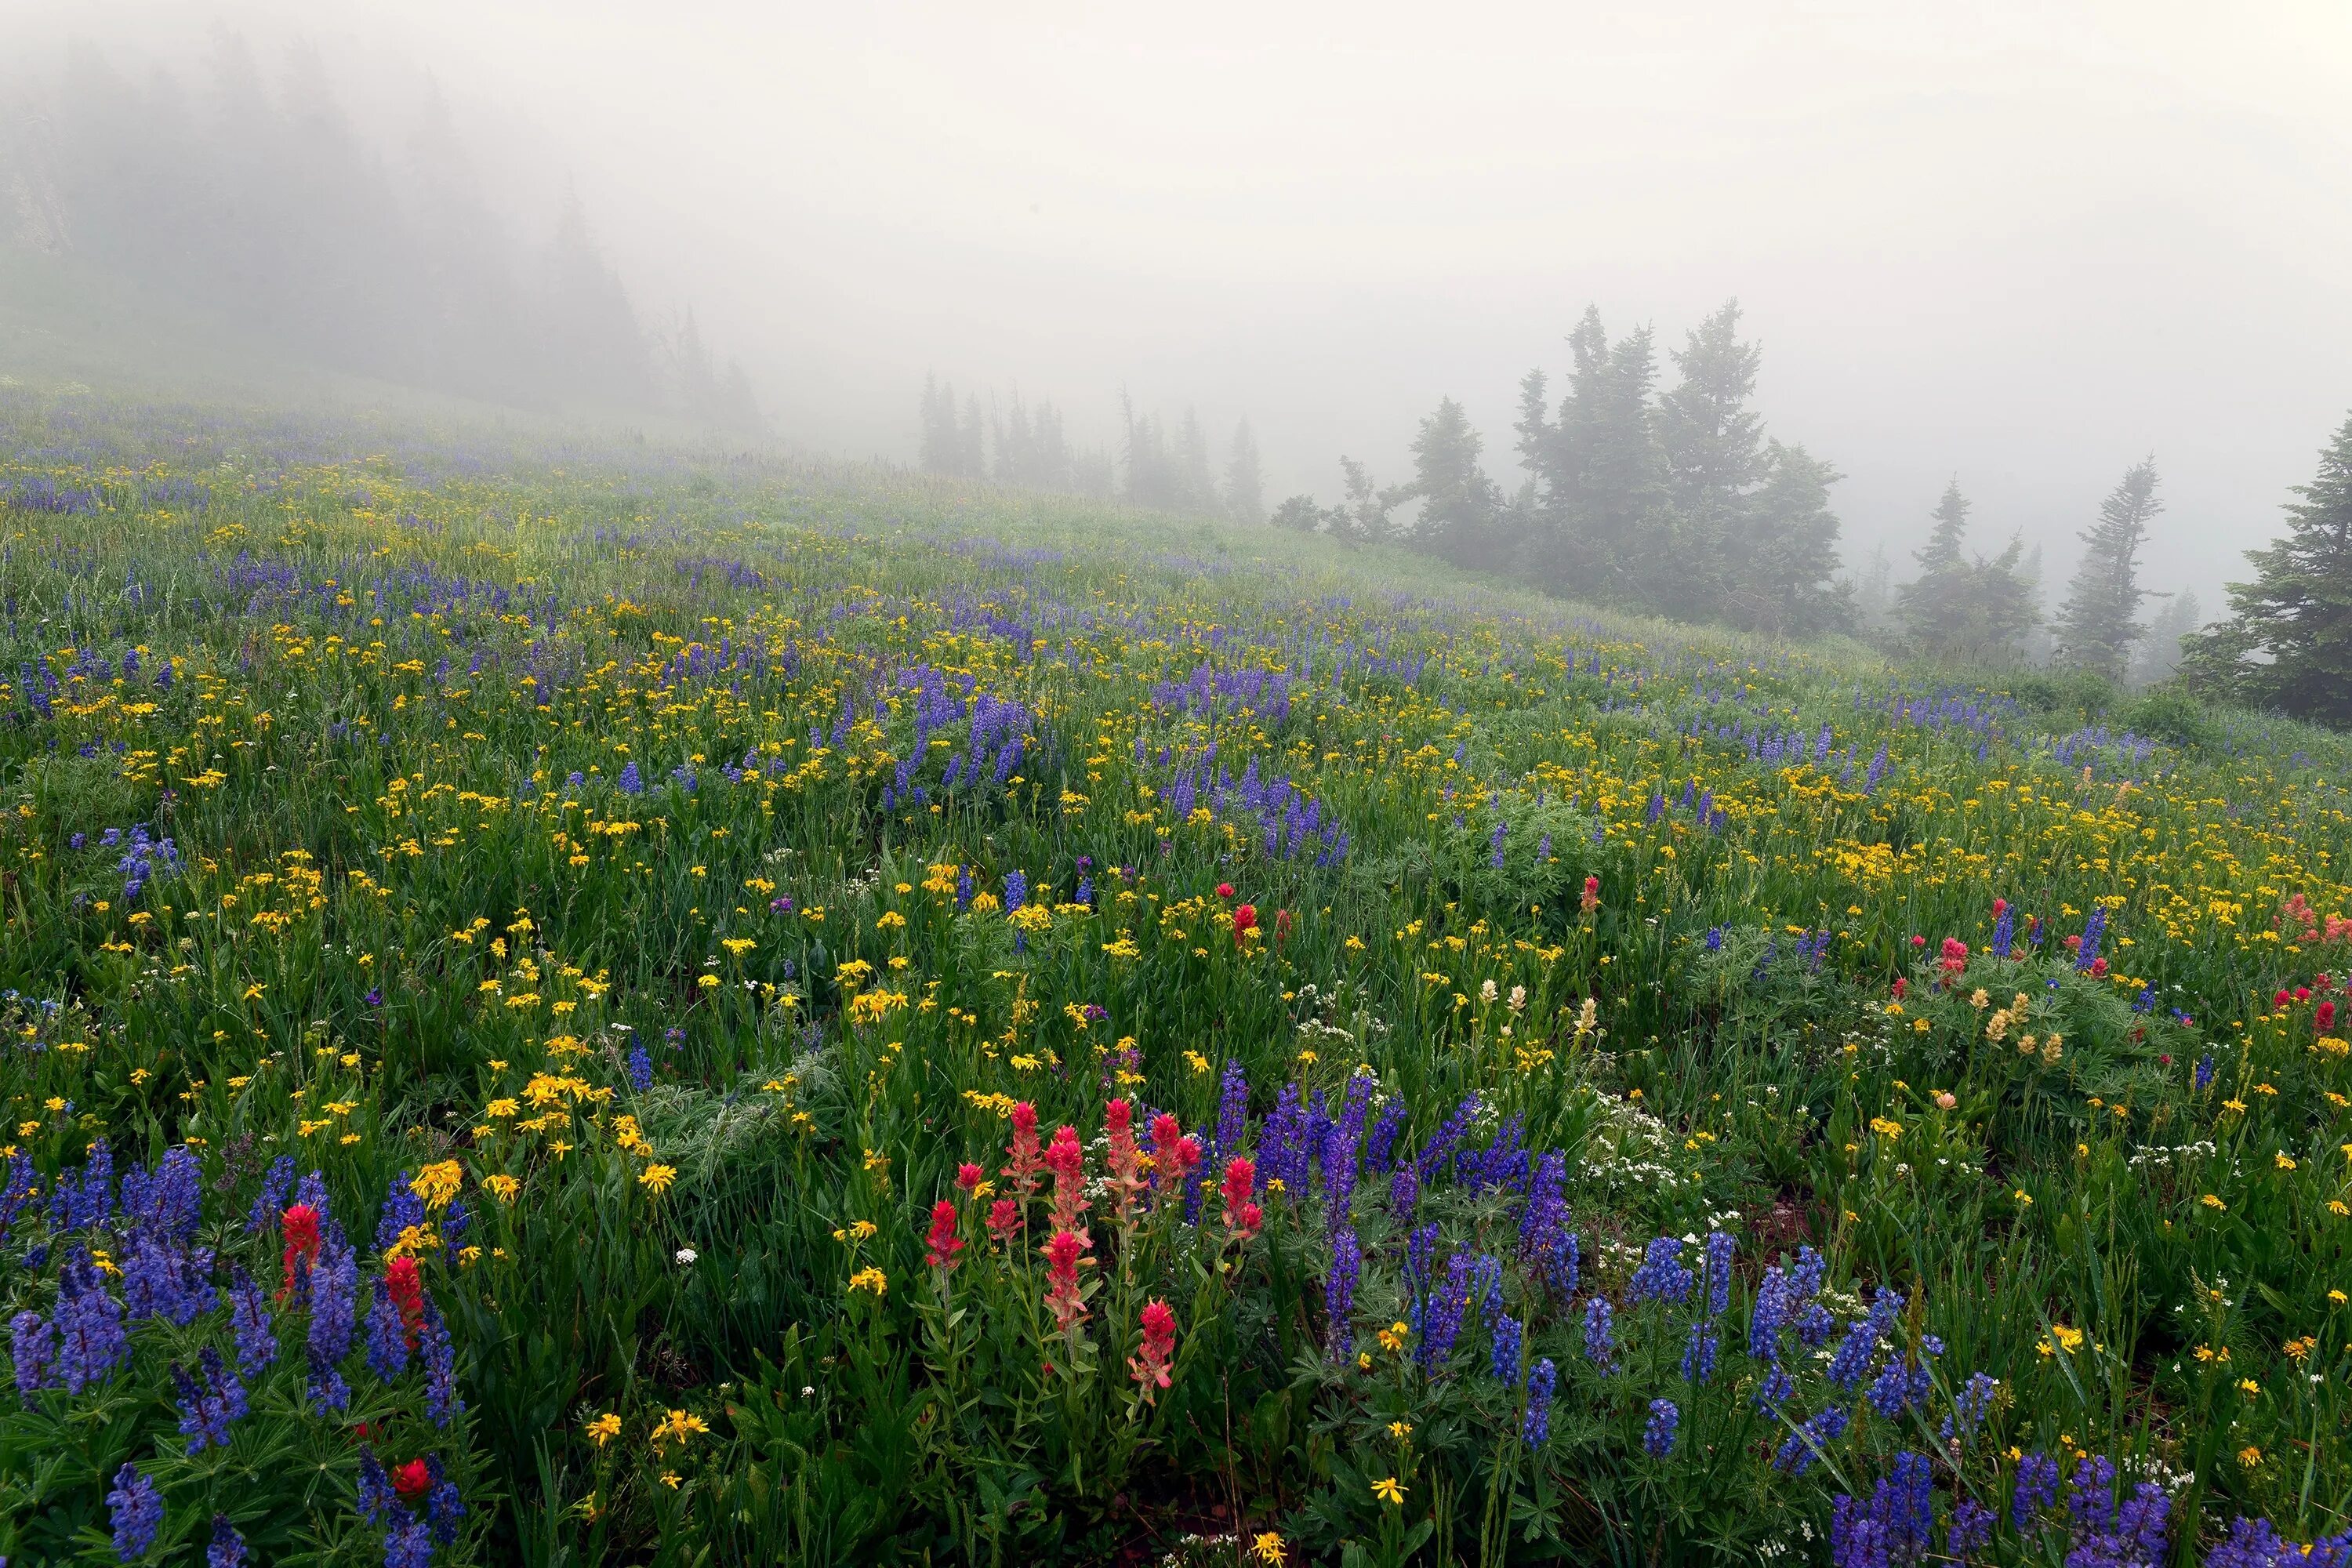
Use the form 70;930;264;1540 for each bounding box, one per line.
1896;481;2040;663
1221;419;1264;524
1403;397;1505;569
2184;412;2352;725
2053;456;2162;682
2;38;757;424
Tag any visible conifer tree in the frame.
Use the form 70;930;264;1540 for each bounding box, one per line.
2053;457;2162;681
1222;419;1265;524
1895;481;1977;655
2184;413;2352;725
1405;397;1503;568
1657;300;1764;618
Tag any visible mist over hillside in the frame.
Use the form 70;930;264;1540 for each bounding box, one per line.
0;35;760;430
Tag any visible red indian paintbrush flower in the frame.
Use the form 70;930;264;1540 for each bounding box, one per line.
1581;875;1600;913
1104;1100;1146;1220
2319;1000;2338;1032
1045;1124;1091;1238
1221;1156;1259;1240
1044;1229;1087;1332
278;1203;321;1301
1130;1298;1176;1397
1232;903;1257;942
924;1198;964;1271
392;1457;432;1500
956;1162;985;1193
385;1254;426;1341
1004;1102;1044;1199
1149;1112;1199;1204
985;1197;1022;1243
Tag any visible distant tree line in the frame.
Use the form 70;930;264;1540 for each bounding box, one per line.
911;317;2352;729
0;37;761;430
916;378;1264;522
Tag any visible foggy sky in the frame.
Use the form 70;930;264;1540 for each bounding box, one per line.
10;0;2352;608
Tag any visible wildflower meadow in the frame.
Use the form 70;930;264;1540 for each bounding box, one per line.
2;387;2348;1566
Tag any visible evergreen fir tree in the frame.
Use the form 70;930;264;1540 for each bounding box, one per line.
2053;457;2162;681
1222;419;1265;524
2130;590;2201;688
1724;441;1851;637
1178;408;1216;512
1657;300;1765;619
1404;397;1503;568
1896;481;1978;655
2183;413;2352;725
919;376;961;475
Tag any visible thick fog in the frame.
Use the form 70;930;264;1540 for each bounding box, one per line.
5;0;2350;613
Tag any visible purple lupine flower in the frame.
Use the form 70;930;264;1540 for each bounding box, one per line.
2068;1454;2121;1534
1523;1356;1556;1444
0;1152;35;1237
385;1512;435;1568
1682;1320;1719;1383
441;1200;471;1249
1749;1265;1791;1359
1419;1253;1475;1372
1946;1371;1998;1438
2194;1054;2215;1092
1991;901;2016;958
358;1448;397;1523
376;1175;426;1251
1867;1356;1918;1418
1796;1301;1838;1348
2013;1451;2062;1529
209;1516;249;1568
419;1298;461;1427
426;1459;465;1544
227;1268;277;1376
306;1231;359;1410
1325;1229;1361;1359
1413;1094;1483;1185
365;1277;412;1381
1789;1243;1827;1299
55;1248;130;1393
616;760;643;793
1388;1163;1420;1215
1642;1399;1679;1457
173;1347;249;1454
1755;1362;1796;1408
1519;1151;1568;1272
2093;1481;2173;1568
2076;906;2107;972
1626;1236;1693;1306
1827;1288;1902;1390
245;1156;297;1233
1490;1313;1523;1388
1002;869;1027;913
122;1231;217;1327
1583;1298;1616;1367
626;1042;653;1092
1703;1230;1733;1316
1364;1104;1407;1172
107;1461;163;1561
1773;1403;1851;1474
121;1146;204;1244
50;1139;114;1232
12;1310;56;1401
1947;1499;1994;1559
